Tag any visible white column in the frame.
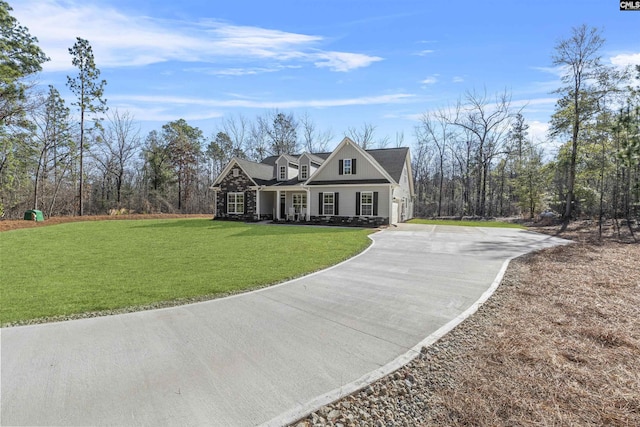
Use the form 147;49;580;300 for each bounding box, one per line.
213;191;217;218
255;188;260;220
276;190;281;220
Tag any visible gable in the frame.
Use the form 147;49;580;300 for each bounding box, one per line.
308;138;392;184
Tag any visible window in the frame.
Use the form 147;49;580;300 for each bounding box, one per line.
300;164;308;180
227;192;244;214
360;192;373;216
339;158;356;175
343;158;352;175
232;168;240;177
323;192;334;215
279;165;286;180
292;193;307;213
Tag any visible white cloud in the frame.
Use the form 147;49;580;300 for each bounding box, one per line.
610;52;640;67
109;93;415;110
313;51;383;72
415;50;435;56
13;0;382;73
420;76;438;85
527;120;550;142
452;76;464;83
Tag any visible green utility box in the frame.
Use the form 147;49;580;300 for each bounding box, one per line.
24;210;44;221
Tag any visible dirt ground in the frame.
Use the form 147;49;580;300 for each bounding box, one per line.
420;228;640;426
0;213;213;232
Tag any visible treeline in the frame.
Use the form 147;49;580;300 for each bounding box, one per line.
1;2;639;225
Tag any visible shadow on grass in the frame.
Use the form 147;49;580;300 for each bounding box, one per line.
133;219;369;238
133;219;226;229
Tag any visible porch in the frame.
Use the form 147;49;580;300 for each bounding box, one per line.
258;188;310;222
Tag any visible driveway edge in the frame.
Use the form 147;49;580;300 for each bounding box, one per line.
262;254;516;427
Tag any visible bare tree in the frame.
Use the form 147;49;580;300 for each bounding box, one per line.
417;109;456;216
452;89;514;216
346;122;377;149
93;109;141;206
300;112;332;153
222;114;248;156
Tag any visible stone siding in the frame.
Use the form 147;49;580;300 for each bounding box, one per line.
216;168;257;221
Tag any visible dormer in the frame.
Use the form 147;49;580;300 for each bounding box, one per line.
297;153;324;181
275;154;299;181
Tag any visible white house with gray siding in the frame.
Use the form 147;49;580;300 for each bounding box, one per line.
211;137;414;226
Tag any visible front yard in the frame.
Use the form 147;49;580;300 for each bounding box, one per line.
0;219;372;326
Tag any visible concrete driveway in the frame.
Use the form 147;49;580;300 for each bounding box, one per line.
1;225;569;426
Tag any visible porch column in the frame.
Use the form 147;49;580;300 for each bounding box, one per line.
276;189;281;220
389;185;394;225
255;188;260;220
305;188;311;221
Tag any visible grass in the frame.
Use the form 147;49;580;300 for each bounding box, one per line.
408;218;524;228
0;219;372;325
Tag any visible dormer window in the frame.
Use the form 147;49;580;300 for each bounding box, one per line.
279;165;286;180
300;164;308;180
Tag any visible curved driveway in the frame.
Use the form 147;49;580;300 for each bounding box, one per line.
1;224;569;426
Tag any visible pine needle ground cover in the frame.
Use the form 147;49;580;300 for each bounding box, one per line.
1;219;372;326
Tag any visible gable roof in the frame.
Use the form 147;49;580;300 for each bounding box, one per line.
236;158;274;183
300;152;327;165
211;157;273;187
306;137;396;185
367;147;410;183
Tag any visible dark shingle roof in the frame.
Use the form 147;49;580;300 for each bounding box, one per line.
241;147;408;185
366;147;409;182
236;158;274;183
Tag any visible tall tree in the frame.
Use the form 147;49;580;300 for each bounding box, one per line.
206;131;233;179
162;119;203;211
0;0;48;127
31;85;72;212
67;37;106;216
259;111;298;155
550;25;605;226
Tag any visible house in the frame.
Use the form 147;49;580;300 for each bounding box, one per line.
210;137;414;226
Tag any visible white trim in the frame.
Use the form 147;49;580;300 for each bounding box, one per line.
342;158;352;175
227;192;244;214
211;158;258;187
322;192;335;216
306;138;396;185
360;191;373;216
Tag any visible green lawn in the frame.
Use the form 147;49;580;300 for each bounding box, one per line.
408;218;524;228
0;219;372;325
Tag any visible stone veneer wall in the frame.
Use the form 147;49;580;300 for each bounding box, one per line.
216;168;257;221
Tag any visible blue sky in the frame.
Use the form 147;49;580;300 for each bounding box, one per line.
12;0;640;151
